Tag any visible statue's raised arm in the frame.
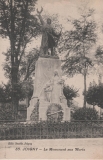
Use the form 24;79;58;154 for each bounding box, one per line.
36;7;44;25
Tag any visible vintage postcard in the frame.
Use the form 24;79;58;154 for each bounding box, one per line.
0;0;103;159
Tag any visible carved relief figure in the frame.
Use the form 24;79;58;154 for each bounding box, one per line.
44;70;64;103
51;70;64;103
44;80;53;102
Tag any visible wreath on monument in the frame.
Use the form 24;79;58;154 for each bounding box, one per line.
46;103;63;122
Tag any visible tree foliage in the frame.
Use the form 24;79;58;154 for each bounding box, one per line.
72;107;98;120
0;83;12;103
59;8;97;108
0;0;40;38
0;103;14;120
62;56;93;76
3;48;39;81
59;9;97;57
86;82;103;109
0;0;40;118
94;45;103;81
0;79;33;103
96;45;103;57
63;85;79;107
0;0;40;80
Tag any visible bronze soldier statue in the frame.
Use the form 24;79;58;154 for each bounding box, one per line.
37;7;61;56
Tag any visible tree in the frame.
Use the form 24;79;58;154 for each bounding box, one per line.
86;82;98;109
2;48;39;110
59;8;97;108
63;85;79;107
3;48;39;81
0;83;12;103
0;0;40;119
72;107;98;120
0;79;33;103
86;82;103;109
95;45;103;84
0;103;14;120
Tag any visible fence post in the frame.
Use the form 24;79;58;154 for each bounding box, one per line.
91;119;93;138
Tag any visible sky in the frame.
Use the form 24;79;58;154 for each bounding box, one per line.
0;0;103;109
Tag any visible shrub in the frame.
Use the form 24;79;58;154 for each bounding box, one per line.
0;103;14;120
86;83;103;109
72;107;98;120
63;85;79;107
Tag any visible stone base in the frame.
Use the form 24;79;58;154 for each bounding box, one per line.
39;100;70;121
27;97;38;121
27;98;70;122
27;57;71;122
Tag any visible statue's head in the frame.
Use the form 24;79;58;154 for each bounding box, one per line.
47;18;51;24
54;70;59;77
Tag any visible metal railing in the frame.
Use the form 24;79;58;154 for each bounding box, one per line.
0;120;103;140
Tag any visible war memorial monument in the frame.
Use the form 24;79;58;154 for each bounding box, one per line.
27;8;70;122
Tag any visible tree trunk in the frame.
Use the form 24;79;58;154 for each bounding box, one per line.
10;0;19;120
83;72;87;108
11;65;19;120
67;99;71;107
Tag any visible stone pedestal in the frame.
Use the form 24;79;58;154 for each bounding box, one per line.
27;57;70;121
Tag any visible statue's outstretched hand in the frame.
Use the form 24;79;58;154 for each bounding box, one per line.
36;7;43;15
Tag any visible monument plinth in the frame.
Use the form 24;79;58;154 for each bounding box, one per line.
27;57;70;122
